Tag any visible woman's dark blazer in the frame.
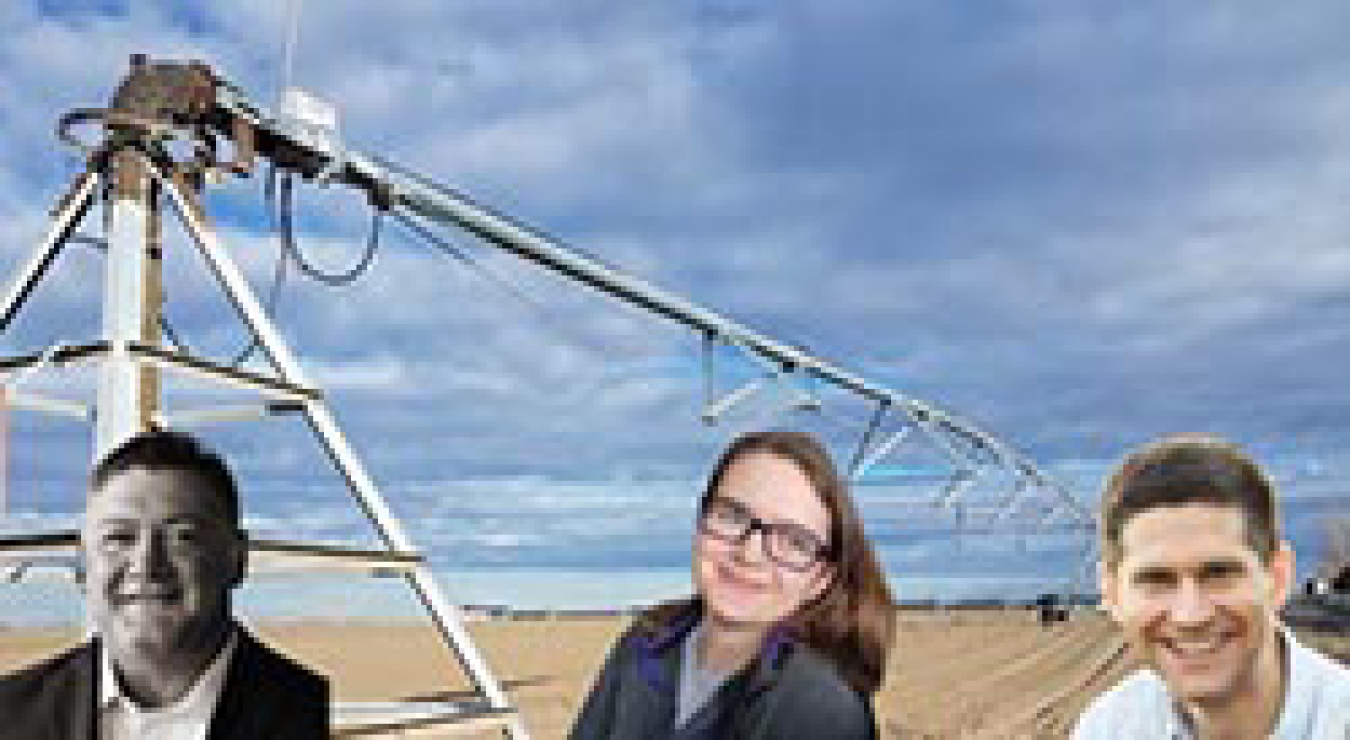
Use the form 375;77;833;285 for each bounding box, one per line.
569;607;878;740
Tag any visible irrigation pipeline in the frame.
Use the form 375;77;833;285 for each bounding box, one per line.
50;54;1099;592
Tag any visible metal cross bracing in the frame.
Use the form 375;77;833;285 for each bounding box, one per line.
0;165;528;738
214;53;1101;592
214;66;1094;530
274;75;1101;600
0;54;1101;734
0;56;528;738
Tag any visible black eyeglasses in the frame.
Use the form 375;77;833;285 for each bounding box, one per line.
698;496;832;572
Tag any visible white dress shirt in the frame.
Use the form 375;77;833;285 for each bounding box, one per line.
99;630;239;740
1073;628;1350;739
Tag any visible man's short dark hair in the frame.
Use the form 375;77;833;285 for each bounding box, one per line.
90;429;241;528
1100;434;1280;568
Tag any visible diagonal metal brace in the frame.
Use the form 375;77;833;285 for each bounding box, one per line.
851;425;916;482
701;333;820;425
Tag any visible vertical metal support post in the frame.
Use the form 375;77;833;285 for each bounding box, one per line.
143;188;164;432
995;478;1029;522
156;161;528;739
702;330;715;409
96;150;160;460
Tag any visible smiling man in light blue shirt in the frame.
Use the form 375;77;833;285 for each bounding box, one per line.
1074;435;1350;740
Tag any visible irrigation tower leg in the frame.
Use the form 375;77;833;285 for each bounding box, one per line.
0;172;101;333
155;156;529;740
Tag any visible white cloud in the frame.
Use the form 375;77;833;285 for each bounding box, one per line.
6;3;1350;603
305;354;409;391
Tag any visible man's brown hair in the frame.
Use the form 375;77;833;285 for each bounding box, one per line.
1100;433;1281;568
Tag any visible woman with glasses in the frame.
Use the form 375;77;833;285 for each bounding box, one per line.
569;430;896;739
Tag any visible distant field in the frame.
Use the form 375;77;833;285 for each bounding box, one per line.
1301;628;1350;665
1;611;1344;739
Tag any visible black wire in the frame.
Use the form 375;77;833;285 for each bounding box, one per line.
389;208;546;310
374;153;648;285
390;209;664;366
279;172;382;286
231;165;291;367
231;168;385;366
159;315;191;354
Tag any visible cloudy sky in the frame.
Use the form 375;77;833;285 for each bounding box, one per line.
1;1;1349;610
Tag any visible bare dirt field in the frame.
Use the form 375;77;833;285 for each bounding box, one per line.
2;611;1346;739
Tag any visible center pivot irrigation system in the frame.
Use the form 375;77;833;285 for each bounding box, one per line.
0;56;1095;737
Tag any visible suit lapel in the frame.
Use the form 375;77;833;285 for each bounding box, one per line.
23;639;101;740
65;641;99;740
206;629;268;740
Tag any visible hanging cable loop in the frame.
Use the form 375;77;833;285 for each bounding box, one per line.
278;171;381;286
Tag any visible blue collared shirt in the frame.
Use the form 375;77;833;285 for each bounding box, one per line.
1073;629;1350;739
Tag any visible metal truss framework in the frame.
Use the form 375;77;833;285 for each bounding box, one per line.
0;146;527;737
1;55;1104;734
219;69;1095;533
214;55;1098;579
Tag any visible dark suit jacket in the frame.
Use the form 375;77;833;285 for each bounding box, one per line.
0;626;330;739
569;606;878;740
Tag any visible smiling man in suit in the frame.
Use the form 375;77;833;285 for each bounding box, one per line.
0;429;330;739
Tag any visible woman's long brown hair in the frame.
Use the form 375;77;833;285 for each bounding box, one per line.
642;430;896;696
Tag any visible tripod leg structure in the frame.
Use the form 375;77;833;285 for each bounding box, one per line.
0;172;101;333
153;157;529;739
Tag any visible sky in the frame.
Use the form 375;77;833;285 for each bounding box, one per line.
0;1;1348;612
